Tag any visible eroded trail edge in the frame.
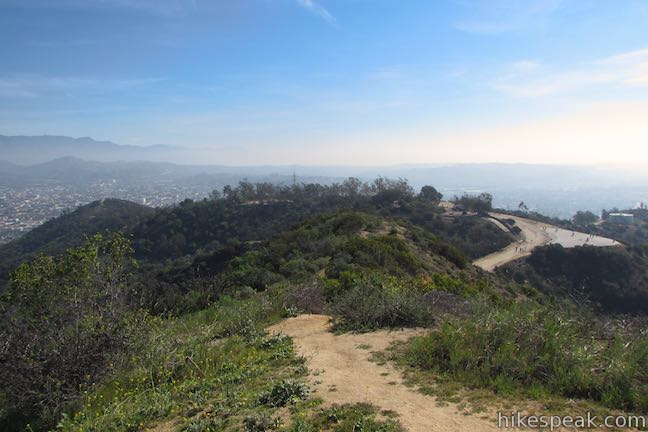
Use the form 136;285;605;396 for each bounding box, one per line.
268;314;498;432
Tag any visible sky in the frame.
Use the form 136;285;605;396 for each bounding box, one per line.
1;0;648;166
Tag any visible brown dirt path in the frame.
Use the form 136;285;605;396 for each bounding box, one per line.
268;315;499;432
474;212;620;272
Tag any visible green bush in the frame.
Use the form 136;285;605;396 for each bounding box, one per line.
289;403;404;432
185;417;227;432
257;379;310;407
402;303;648;412
330;272;433;332
339;235;425;276
214;295;277;340
243;412;281;432
285;282;327;314
0;234;145;431
56;294;299;431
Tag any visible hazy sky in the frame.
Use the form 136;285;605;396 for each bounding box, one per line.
2;0;648;165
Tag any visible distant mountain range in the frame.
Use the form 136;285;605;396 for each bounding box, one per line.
0;135;175;165
3;134;648;218
2;134;647;186
0;156;339;187
2;153;644;189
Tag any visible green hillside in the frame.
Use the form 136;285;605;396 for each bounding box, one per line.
0;179;512;293
497;243;648;314
2;179;647;431
0;199;154;286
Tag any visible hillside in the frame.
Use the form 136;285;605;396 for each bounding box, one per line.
0;180;518;431
0;205;521;430
498;243;648;313
589;208;648;244
0;178;512;288
3;179;647;431
233;210;508;300
127;182;515;313
0;199;154;286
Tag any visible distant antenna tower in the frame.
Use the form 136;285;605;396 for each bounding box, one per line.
292;171;297;186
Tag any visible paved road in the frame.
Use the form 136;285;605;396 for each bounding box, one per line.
473;212;620;272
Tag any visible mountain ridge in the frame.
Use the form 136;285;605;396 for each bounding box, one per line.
0;134;176;165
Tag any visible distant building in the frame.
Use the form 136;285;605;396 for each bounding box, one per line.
607;213;634;225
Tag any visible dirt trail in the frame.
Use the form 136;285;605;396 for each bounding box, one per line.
268;315;499;432
473;212;620;272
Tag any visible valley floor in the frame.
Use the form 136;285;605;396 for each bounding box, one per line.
268;315;499;432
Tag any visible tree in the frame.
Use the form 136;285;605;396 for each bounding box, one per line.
237;181;256;201
419;185;443;202
370;177;415;206
341;177;364;197
222;184;238;201
209;189;222;200
477;193;493;210
518;201;529;212
0;233;142;430
573;210;598;226
457;193;493;213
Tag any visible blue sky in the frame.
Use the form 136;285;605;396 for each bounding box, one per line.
2;0;648;165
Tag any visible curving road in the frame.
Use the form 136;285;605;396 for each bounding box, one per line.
473;212;620;272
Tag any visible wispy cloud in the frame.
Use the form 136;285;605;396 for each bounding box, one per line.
511;60;541;73
297;0;335;24
599;48;648;87
599;48;648;64
494;48;648;97
454;0;562;34
0;74;164;99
